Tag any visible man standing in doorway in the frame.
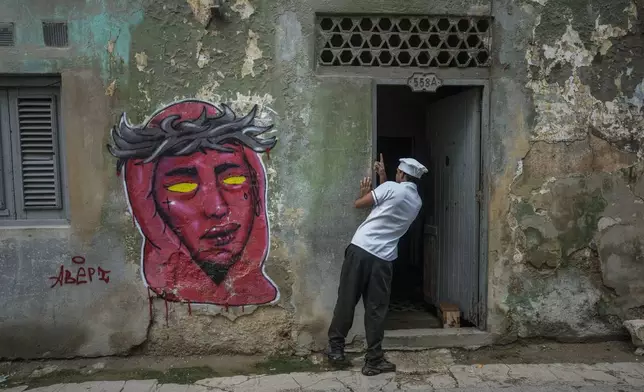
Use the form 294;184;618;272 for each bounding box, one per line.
327;154;428;376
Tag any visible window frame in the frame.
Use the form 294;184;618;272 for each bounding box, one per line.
0;77;69;227
0;89;13;218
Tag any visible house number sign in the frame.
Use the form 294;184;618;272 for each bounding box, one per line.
407;73;442;92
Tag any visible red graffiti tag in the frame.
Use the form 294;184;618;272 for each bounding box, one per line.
49;257;111;288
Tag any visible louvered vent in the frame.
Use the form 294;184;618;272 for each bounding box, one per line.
0;23;14;47
42;22;68;47
17;96;61;209
316;15;492;68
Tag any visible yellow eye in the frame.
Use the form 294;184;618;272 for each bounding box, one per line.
166;182;198;193
222;176;247;185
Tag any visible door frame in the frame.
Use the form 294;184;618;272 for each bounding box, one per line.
371;76;490;330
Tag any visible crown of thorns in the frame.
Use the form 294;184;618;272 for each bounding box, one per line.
107;103;276;172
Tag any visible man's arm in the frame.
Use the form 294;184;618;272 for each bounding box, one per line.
354;177;374;209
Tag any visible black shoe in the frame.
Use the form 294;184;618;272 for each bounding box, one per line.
326;346;346;364
361;358;396;376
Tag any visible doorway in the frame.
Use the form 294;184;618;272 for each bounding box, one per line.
375;83;484;331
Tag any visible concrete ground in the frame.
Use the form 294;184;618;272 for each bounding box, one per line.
1;341;643;391
3;361;644;391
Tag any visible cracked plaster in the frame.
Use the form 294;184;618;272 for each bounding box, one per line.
502;0;644;340
186;0;217;27
526;20;643;145
241;30;262;78
230;0;255;20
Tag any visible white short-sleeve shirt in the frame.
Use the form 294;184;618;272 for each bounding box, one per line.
350;181;422;261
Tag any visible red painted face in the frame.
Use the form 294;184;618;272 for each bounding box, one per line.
152;144;256;267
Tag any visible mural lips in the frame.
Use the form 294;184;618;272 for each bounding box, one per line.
201;222;241;245
107;100;279;308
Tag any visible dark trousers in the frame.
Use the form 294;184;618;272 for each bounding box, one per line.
328;244;394;364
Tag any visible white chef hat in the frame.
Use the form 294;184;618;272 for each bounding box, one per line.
398;158;428;179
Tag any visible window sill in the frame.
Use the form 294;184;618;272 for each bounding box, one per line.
0;220;71;229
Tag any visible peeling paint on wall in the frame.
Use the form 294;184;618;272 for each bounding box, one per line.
276;12;303;63
242;30;262;78
186;0;216;27
629;79;644;110
69;2;144;83
501;0;644;340
196;41;210;68
526;20;643;149
105;80;117;96
135;52;148;72
196;75;221;101
231;0;255;20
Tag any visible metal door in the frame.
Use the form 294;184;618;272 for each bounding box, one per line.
423;88;482;326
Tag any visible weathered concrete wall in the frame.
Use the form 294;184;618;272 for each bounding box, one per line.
121;0;496;356
0;0;149;358
1;0;643;359
489;0;644;341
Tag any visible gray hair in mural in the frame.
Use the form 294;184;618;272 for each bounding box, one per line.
108;104;276;173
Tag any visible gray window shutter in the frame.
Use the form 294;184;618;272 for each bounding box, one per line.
9;88;64;219
16;95;61;209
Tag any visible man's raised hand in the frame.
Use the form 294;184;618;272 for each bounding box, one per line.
374;153;387;182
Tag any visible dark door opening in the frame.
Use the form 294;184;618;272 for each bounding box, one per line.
376;84;483;330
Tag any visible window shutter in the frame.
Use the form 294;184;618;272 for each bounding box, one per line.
15;95;62;210
0;23;14;47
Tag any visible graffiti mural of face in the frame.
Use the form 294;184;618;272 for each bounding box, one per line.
152;145;255;268
108;100;279;306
